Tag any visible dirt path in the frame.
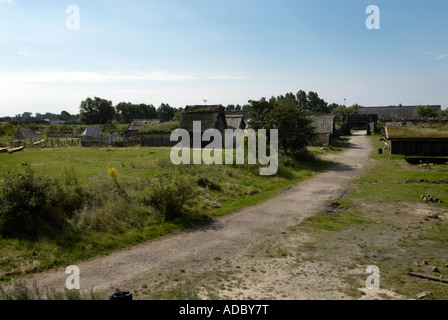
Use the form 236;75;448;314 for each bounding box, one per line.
24;131;375;299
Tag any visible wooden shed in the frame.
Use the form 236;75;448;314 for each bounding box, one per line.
179;105;227;148
139;121;180;147
311;115;336;146
13;129;38;140
386;125;448;156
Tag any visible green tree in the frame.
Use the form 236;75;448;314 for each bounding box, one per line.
295;90;329;114
79;97;116;125
140;104;158;119
172;108;184;122
330;105;347;116
348;104;361;115
413;105;437;119
249;92;316;154
59;110;72;121
21;112;33;119
158;103;175;122
1;123;15;136
436;109;448;118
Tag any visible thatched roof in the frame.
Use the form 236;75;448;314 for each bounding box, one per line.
225;115;246;130
13;129;37;140
386;124;448;139
127;119;160;132
81;126;103;137
358;105;441;120
139;121;180;134
225;110;252;119
311;115;335;134
180;105;227;132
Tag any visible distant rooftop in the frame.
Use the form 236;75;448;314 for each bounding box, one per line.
358;105;441;120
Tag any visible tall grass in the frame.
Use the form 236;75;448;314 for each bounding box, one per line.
387;123;448;139
0;281;104;300
0;144;333;282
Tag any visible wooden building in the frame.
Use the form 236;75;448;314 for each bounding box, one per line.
179;105;227;148
311;114;336;146
386;125;448;156
125;119;159;137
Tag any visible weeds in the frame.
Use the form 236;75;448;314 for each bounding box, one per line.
145;169;198;221
0;280;104;300
0;167;91;238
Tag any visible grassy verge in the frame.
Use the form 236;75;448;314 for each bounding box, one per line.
295;134;448;299
0;145;332;285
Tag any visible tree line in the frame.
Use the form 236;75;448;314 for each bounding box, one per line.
0;99;254;126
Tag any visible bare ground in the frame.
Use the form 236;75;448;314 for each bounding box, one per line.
21;131;402;300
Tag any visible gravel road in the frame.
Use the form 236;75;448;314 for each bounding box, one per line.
24;131;374;299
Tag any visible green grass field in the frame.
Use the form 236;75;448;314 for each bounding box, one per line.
297;134;448;299
0;143;332;283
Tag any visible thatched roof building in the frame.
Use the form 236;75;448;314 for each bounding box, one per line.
179;105;227;147
311;115;335;135
180;105;227;133
385;125;448;156
126;119;160;137
13;129;38;140
310;115;336;146
225;114;246;130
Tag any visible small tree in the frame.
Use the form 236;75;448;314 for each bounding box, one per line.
158;103;175;122
79;97;115;125
249;91;316;155
413;105;437;119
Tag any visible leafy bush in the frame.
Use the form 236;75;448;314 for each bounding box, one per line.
145;170;197;221
0;167;91;238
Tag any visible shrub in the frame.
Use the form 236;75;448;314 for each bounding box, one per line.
145;170;197;221
74;196;131;233
0;167;90;238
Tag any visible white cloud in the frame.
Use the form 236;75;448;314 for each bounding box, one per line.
0;71;248;84
0;0;15;4
425;51;447;60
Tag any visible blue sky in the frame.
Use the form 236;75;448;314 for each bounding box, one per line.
0;0;447;117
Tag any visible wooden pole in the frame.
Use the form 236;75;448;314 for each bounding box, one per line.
409;272;448;283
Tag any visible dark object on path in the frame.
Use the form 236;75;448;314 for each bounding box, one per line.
110;291;133;300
